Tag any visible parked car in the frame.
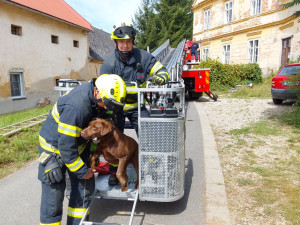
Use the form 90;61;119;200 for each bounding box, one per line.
271;63;300;105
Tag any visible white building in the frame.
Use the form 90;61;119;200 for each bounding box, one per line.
192;0;300;76
0;0;92;114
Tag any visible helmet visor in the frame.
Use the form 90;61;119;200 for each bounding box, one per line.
113;26;136;38
103;97;125;112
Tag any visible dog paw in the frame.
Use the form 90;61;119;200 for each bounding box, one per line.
121;187;128;192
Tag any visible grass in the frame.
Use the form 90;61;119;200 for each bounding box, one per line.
0;105;52;128
224;109;300;224
0;125;42;178
237;178;254;186
282;186;300;224
214;78;300;224
230;120;281;136
0;105;52;178
277;108;300;129
252;188;279;206
227;76;273;99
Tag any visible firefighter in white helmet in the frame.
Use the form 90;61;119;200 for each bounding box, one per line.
38;74;126;225
99;22;170;185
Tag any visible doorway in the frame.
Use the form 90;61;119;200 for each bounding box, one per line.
281;37;291;65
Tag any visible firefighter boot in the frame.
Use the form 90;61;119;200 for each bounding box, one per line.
108;164;119;185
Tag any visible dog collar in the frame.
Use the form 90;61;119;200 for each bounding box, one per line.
92;126;116;144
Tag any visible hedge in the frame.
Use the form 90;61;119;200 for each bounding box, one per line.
194;58;263;90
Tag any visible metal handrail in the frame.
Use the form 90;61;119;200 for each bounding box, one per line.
151;39;186;82
166;39;185;72
151;39;171;62
166;39;186;81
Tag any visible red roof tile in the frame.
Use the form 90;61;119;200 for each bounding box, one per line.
8;0;92;30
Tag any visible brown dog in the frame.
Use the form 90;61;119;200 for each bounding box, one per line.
81;118;138;192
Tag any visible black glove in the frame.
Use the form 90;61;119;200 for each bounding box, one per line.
153;75;165;85
42;154;64;184
54;154;65;168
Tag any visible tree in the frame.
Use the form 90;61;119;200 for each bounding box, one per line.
133;0;194;51
133;0;157;50
154;0;193;48
282;0;300;17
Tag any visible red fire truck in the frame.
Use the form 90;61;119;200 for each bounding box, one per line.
181;40;218;100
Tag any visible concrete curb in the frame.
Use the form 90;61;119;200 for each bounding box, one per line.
194;102;231;225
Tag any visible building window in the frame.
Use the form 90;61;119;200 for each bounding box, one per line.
249;39;259;63
51;35;59;44
204;10;210;30
251;0;261;15
10;69;25;99
73;40;79;48
222;44;231;64
11;24;22;36
225;1;233;24
202;48;209;61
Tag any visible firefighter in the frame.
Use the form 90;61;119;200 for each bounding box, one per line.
190;37;200;61
99;22;170;185
37;74;126;225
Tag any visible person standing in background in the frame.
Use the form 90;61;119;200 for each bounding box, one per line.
191;37;200;61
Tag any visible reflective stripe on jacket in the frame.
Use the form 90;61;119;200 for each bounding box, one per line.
38;82;113;179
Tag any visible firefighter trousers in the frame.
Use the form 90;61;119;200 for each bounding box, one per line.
39;168;95;225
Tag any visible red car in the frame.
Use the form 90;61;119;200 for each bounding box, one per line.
271;63;300;104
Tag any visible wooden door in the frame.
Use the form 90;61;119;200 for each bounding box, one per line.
281;37;291;65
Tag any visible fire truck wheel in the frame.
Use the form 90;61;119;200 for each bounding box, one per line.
188;91;202;100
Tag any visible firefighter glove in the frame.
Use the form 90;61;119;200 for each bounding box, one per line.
42;153;64;184
54;153;65;168
153;75;165;85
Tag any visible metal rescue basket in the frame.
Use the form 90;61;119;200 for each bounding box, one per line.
137;81;186;202
80;80;186;225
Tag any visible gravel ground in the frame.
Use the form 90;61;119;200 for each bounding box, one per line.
199;98;294;132
199;97;297;225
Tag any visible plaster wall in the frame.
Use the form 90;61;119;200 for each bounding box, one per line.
88;60;104;80
192;0;300;76
0;2;90;114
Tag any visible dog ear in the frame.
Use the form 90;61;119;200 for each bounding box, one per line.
99;119;112;136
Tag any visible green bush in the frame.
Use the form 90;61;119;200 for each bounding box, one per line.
194;58;263;90
287;55;300;106
289;70;300;106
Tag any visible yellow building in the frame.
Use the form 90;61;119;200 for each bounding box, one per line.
192;0;300;76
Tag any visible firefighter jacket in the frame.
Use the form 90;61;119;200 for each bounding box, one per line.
100;48;169;111
38;81;113;179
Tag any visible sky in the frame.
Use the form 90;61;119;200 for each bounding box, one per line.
64;0;141;33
